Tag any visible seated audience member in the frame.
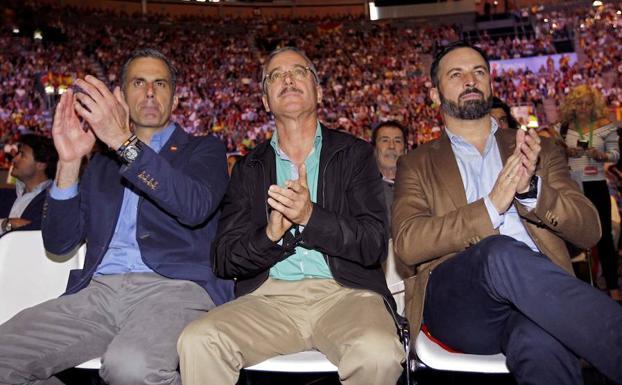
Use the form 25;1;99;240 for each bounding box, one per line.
0;135;57;235
491;96;519;130
178;47;405;385
0;48;232;385
371;120;411;314
393;41;622;385
561;84;622;303
371;120;408;222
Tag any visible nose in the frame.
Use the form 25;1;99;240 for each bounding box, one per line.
463;73;476;87
146;83;155;98
283;71;295;85
388;140;396;149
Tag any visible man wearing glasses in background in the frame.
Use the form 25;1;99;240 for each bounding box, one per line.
178;47;405;385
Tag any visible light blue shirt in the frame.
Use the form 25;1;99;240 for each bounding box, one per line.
268;122;332;280
50;123;176;275
445;120;540;252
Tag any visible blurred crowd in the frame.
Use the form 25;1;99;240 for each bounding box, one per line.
1;1;622;169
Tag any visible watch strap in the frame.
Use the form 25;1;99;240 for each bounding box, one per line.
515;175;538;199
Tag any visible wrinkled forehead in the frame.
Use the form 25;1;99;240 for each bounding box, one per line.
439;47;489;73
266;51;311;73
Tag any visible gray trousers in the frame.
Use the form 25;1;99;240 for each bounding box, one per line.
0;273;215;385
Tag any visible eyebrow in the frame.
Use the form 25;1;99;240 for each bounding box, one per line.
268;64;308;73
446;64;488;74
130;76;169;83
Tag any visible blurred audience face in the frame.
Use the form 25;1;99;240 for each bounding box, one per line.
374;125;406;176
432;47;493;120
490;107;510;129
10;144;42;182
262;50;322;119
123;57;178;131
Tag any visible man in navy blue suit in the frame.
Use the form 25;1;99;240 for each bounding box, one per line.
0;134;57;236
0;48;232;385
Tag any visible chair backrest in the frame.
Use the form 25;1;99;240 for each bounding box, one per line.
0;231;84;325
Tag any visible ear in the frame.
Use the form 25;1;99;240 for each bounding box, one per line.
430;87;441;106
262;94;271;113
35;161;46;172
316;85;323;105
172;94;179;111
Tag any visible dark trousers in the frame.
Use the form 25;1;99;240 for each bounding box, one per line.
423;235;622;385
583;180;619;290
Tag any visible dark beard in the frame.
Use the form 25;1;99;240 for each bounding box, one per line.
439;89;493;120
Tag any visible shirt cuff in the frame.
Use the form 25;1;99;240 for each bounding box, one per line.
515;176;541;211
484;195;504;229
50;183;79;200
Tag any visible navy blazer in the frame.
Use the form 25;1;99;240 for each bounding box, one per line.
0;187;47;232
42;126;234;306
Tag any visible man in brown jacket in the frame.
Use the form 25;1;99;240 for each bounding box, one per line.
393;41;622;385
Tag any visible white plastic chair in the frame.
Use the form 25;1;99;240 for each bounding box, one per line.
0;230;96;369
0;231;82;325
414;327;509;374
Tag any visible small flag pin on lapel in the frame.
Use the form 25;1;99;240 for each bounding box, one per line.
170;145;178;152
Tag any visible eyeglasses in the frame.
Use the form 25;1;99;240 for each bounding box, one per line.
263;65;315;87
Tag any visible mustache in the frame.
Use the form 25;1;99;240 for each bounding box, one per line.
459;88;484;98
279;86;303;97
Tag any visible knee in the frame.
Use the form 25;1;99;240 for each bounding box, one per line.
340;329;404;375
177;317;235;360
101;345;166;385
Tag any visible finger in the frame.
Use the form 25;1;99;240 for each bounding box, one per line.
113;86;130;114
74;99;95;123
74;92;97;114
53;94;67;134
267;197;290;216
298;164;308;188
75;78;103;101
85;75;112;99
286;180;304;194
514;128;525;154
268;188;295;208
270;185;297;200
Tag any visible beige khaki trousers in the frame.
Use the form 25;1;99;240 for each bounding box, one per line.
178;278;405;385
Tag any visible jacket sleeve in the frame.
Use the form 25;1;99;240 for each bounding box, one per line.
42;165;91;256
391;152;496;266
515;138;601;250
299;142;389;267
120;136;228;227
213;159;292;279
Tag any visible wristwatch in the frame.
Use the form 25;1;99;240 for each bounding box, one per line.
116;134;142;165
515;175;538;199
1;218;12;233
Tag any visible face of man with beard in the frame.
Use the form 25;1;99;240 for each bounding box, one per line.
431;47;493;121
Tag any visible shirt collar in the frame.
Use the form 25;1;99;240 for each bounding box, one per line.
16;179;52;198
148;122;176;153
270;121;323;161
445;117;499;154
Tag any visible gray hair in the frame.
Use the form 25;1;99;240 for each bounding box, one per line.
261;46;319;94
120;48;177;92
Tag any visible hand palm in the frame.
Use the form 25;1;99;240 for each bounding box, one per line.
52;91;95;162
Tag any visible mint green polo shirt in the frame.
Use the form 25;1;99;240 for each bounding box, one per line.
269;122;332;280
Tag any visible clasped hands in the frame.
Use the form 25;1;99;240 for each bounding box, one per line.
489;128;541;214
53;75;131;164
265;164;313;242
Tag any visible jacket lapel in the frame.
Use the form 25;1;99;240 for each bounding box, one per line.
495;129;516;165
431;133;467;209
